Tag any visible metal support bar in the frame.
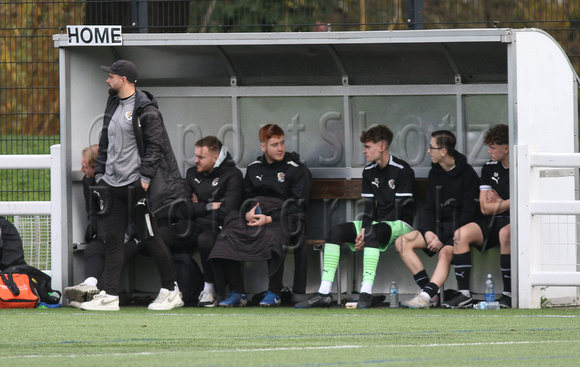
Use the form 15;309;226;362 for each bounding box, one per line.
407;0;424;30
132;0;148;33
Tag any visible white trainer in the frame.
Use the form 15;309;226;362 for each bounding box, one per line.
198;290;217;307
64;283;100;303
80;291;120;311
69;301;82;308
401;292;431;309
148;288;184;310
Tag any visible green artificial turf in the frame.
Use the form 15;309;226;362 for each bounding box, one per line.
1;306;579;366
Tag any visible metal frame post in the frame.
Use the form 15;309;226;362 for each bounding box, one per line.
407;0;424;30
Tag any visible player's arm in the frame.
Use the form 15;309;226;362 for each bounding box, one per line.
480;188;510;216
395;166;416;226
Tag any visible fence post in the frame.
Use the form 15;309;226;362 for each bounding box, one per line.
50;144;66;292
406;0;424;30
132;0;148;33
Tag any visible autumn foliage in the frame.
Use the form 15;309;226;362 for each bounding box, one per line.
1;0;579;137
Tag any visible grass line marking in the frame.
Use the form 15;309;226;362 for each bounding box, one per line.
208;345;362;353
0;346;362;360
391;339;580;348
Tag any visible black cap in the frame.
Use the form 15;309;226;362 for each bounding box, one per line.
100;60;138;83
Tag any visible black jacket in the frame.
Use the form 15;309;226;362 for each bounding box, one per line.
82;175;104;243
421;151;480;233
243;151;312;221
94;89;185;214
209;152;311;266
184;150;243;229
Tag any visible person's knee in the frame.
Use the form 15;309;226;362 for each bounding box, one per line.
499;225;510;253
395;231;420;255
438;245;454;262
394;236;404;254
197;232;215;255
452;229;470;253
327;228;345;244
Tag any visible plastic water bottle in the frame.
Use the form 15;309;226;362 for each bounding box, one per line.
485;274;495;303
389;281;399;308
474;300;500;310
474;301;487;310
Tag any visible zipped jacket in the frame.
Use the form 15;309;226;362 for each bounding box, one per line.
95;89;185;214
184;150;243;229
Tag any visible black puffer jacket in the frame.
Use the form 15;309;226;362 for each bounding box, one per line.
94;89;185;214
184;150;243;229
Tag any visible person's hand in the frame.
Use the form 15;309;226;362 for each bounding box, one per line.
245;203;271;226
192;193;199;203
487;190;501;203
141;180;149;191
247;214;271;226
425;231;443;253
354;228;365;251
212;202;222;210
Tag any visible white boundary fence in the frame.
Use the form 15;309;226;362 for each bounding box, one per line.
1;143;579;306
0;145;63;290
516;145;580;308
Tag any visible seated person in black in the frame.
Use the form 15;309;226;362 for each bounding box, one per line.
176;136;243;307
441;124;512;309
209;124;312;307
396;130;480;309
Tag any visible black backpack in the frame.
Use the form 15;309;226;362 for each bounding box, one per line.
0;216;26;270
3;264;61;305
172;253;203;307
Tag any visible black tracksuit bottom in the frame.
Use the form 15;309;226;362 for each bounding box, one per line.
97;180;175;296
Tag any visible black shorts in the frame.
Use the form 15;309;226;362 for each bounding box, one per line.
475;216;510;252
420;221;455;258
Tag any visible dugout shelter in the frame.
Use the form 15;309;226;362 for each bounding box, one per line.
53;28;580;308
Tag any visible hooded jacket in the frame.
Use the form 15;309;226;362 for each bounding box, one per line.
421;151;480;234
94;89;185;214
184;148;243;229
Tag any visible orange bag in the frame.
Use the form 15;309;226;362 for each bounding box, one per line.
0;271;40;308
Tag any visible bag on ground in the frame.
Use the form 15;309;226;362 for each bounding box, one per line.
0;270;40;308
3;264;61;305
172;252;203;307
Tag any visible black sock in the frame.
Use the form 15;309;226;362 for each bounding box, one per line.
453;252;472;292
414;269;430;290
501;254;511;293
423;282;439;299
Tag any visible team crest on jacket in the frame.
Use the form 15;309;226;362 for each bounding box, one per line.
124;111;132;120
388;179;395;189
277;172;285;182
212;178;219;186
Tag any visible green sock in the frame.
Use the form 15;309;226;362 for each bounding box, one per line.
321;243;340;282
362;247;380;285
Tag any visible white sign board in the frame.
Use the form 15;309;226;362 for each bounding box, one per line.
66;25;122;46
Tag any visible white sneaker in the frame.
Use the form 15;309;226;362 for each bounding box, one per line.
198;290;217;307
429;294;439;308
401;292;431;309
148;288;184;310
80;291;120;311
64;283;100;302
69;301;82;308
